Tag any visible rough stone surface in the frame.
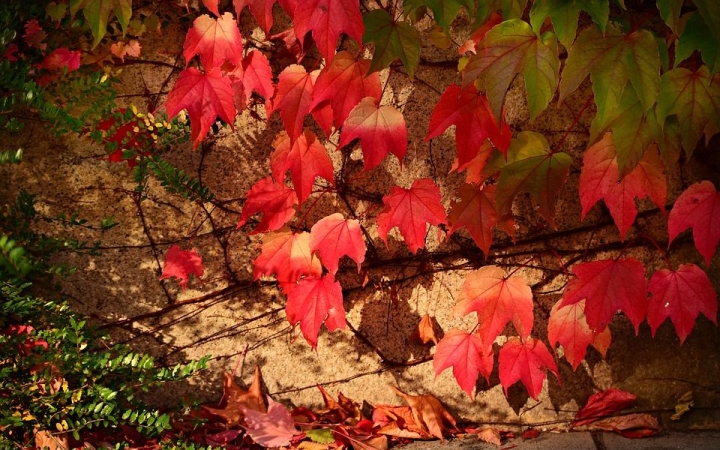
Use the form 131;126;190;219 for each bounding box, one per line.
1;2;719;433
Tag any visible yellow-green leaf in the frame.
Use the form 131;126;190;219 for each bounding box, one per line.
70;0;132;48
655;66;720;157
530;0;609;49
559;23;660;119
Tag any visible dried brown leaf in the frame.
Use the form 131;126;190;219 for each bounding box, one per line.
34;430;69;450
203;366;266;426
591;413;661;438
390;386;457;440
414;314;439;345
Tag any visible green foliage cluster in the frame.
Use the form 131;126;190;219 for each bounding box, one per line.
0;277;209;447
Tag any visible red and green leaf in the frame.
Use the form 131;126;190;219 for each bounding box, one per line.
494;131;573;228
463;19;560;122
363;9;421;78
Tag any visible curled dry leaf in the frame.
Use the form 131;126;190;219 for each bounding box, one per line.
414;314;439;345
467;427;502;445
590;413;661;438
390;386;457;440
34;430;69;450
316;385;361;423
573;388;636;427
203;366;266;426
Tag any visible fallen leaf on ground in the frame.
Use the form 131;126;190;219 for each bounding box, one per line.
203;366;266;426
467;427;502;445
316;385;361;423
241;396;299;447
573;388;636;427
34;430;69;450
390;386;457;440
590;413;661;438
671;391;694;421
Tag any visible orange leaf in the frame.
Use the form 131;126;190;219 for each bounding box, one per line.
203;366;266;426
390;386;457;440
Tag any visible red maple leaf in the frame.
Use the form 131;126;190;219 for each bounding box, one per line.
309;213;366;275
309;51;382;130
293;0;364;61
647;263;718;344
579;132;667;240
337;97;407;171
230;49;274;110
159;245;204;290
573;388;637;427
201;0;220;16
270;65;321;143
165;67;236;147
23;19;47;51
270;129;335;203
233;0;298;31
451;141;498;185
548;295;611;370
183;13;243;69
433;328;494;398
376;178;447;254
253;230;322;285
454;265;534;349
560;258;647;333
498;336;559;400
667;181;720;267
39;48;81;71
96;108;153;168
447;184;514;258
284;275;346;348
425;84;511;168
237;177;298;233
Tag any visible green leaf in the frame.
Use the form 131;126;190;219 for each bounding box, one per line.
590;87;658;175
70;0;132;48
494;131;573;227
403;0;475;31
502;0;529;20
363;9;421;78
692;0;720;43
462;19;559;122
655;66;720;158
530;0;609;49
559;23;660;119
656;0;682;35
676;12;720;76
